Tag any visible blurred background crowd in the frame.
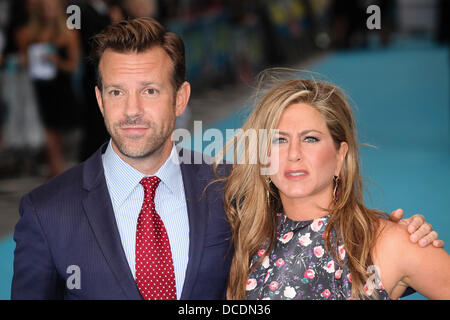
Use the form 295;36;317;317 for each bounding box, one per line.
0;0;447;179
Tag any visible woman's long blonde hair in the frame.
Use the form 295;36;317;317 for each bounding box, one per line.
27;0;69;41
214;76;388;300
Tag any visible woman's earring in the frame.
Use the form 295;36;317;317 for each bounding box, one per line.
333;175;341;202
266;177;272;208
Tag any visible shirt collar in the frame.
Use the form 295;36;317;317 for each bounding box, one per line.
102;140;185;207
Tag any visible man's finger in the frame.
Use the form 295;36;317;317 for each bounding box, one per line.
410;222;432;243
418;231;438;247
389;208;404;222
407;214;425;234
432;240;445;248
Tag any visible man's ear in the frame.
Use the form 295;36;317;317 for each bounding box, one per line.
95;86;104;116
175;81;191;117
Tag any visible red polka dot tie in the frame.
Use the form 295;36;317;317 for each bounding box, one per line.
136;176;176;300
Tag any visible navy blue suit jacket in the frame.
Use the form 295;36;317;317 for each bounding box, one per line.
11;144;233;299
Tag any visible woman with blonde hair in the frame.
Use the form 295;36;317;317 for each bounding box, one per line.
215;77;450;300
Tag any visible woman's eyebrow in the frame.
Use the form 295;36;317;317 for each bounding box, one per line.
276;129;323;136
300;129;323;135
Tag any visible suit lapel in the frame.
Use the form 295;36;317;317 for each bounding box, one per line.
81;145;142;300
179;150;209;299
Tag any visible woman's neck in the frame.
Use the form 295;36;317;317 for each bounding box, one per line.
280;190;333;221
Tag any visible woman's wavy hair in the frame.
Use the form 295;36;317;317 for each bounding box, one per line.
27;0;69;40
214;72;388;299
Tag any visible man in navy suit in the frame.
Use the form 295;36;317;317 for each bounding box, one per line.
11;18;443;300
12;17;232;300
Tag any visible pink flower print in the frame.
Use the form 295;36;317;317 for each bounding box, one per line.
323;260;335;273
313;245;324;258
338;245;346;260
257;249;266;257
275;258;285;267
269;281;279;291
246;278;257;291
347;273;352;283
298;233;312;246
280;231;294;244
304;269;315;279
335;269;343;279
322;289;331;298
311;218;324;232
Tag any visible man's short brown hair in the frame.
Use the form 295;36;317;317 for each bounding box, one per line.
90;17;186;91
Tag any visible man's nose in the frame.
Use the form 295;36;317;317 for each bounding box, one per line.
124;92;144;117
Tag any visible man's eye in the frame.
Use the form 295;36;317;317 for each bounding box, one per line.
109;90;122;97
144;88;158;95
304;136;319;143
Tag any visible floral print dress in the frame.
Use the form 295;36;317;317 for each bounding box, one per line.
245;213;390;300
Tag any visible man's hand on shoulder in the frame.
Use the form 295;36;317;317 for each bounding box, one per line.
388;209;444;248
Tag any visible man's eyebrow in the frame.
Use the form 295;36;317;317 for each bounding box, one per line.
103;83;125;89
139;81;159;86
103;82;161;89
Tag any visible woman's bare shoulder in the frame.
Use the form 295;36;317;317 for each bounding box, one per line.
373;218;422;298
374;216;450;299
375;218;415;256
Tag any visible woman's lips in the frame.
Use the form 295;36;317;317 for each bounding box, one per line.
284;170;309;180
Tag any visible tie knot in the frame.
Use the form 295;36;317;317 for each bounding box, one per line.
140;176;161;202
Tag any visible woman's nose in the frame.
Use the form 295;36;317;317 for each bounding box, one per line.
287;141;302;162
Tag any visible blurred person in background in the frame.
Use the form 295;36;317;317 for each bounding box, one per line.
0;0;40;177
107;0;160;22
122;0;159;19
78;0;112;162
0;0;7;153
436;0;449;44
329;0;397;49
16;0;80;177
329;0;366;49
378;0;397;47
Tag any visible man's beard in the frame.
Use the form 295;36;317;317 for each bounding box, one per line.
106;115;175;160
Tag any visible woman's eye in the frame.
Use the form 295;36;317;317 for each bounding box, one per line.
272;137;287;144
304;136;319;143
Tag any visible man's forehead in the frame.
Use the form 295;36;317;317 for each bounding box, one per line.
98;47;173;83
100;47;171;66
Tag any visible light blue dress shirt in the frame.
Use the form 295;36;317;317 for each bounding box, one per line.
102;140;189;299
